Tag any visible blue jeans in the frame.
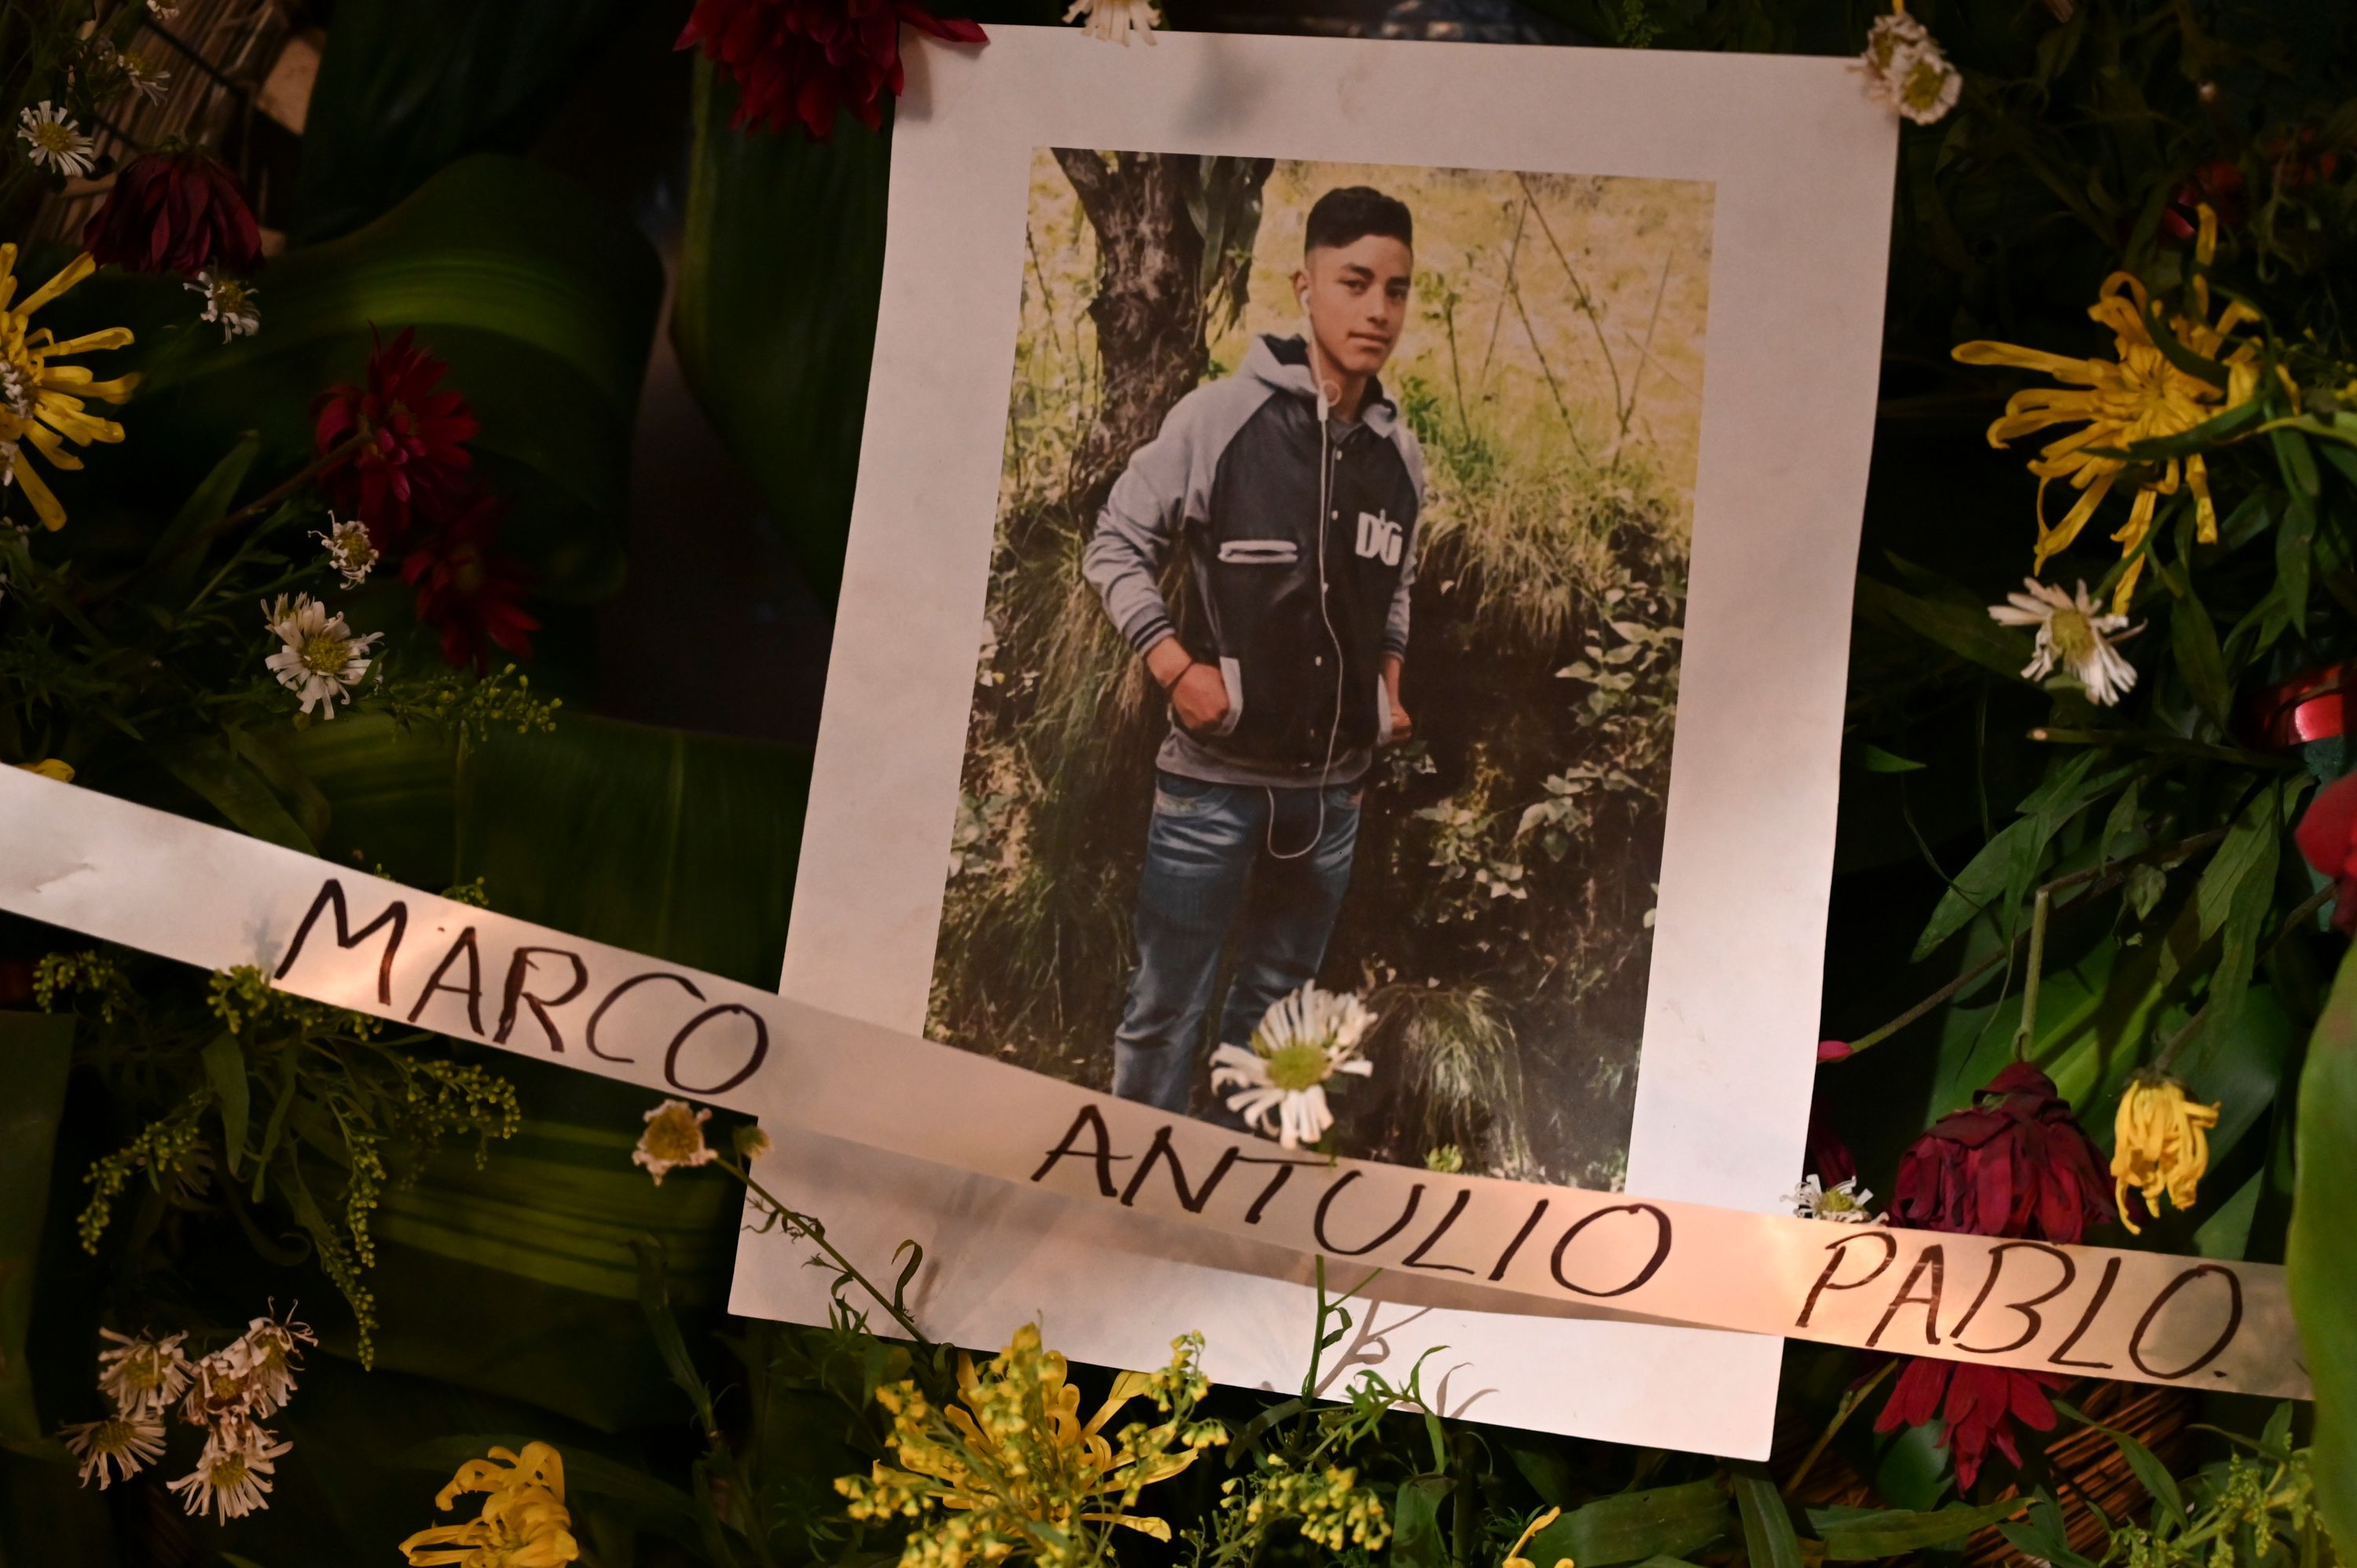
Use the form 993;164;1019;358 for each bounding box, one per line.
1111;772;1362;1113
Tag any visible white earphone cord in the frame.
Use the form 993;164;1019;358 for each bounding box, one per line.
1265;317;1350;864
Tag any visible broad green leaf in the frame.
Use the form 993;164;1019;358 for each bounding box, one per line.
2193;782;2297;1039
2289;943;2357;1551
159;733;318;852
1728;1461;1802;1568
291;0;648;244
1527;1478;1731;1568
1809;1498;2025;1558
1914;815;2042;962
2054;1400;2183;1532
1857;744;1927;774
141;432;260;594
455;715;812;987
1391;1476;1455;1568
0;1011;73;1445
201;1031;251;1176
1853;574;2028;682
280;713;460;889
673;60;892;603
2168;593;2233;732
133;156;663;606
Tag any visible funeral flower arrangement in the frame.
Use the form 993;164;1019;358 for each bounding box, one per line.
0;0;2354;1566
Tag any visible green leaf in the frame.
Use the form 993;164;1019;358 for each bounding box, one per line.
1853;574;2029;682
2289;943;2357;1552
1857;744;1928;774
1728;1462;1802;1568
134;156;663;606
455;715;812;987
1808;1498;2026;1558
2168;592;2233;732
291;0;647;244
2053;1400;2183;1533
141;432;261;592
1391;1476;1455;1568
673;59;891;604
0;1011;74;1445
200;1031;251;1177
159;734;319;852
2192;782;2294;1039
1526;1478;1732;1568
1914;815;2041;962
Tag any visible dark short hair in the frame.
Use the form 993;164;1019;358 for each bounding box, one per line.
1304;186;1413;255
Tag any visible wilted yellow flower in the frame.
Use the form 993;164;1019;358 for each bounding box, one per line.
1505;1505;1572;1568
1;247;139;533
401;1441;579;1568
632;1097;715;1185
1954;206;2259;610
15;758;72;782
2112;1075;2221;1234
838;1324;1226;1568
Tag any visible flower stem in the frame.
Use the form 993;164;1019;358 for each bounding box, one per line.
717;1155;933;1350
1782;1359;1896;1495
148;430;376;579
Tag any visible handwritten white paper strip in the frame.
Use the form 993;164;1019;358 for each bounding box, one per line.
0;768;2309;1403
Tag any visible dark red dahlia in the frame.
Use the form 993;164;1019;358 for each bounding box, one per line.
2158;157;2247;245
2296;771;2357;935
677;0;986;140
1890;1064;2113;1244
313;328;479;547
82;149;262;277
400;491;539;671
1873;1358;2069;1492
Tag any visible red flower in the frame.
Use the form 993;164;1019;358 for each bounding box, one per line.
1890;1064;2113;1244
313;329;479;547
2296;772;2357;934
2264;126;2343;193
81;149;262;277
1874;1358;2069;1492
2158;158;2247;245
677;0;985;140
400;493;539;671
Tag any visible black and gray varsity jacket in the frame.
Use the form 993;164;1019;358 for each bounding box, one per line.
1081;333;1424;786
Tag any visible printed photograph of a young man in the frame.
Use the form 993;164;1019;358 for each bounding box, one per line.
933;152;1713;1190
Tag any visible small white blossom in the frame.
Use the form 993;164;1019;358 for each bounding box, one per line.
1785;1174;1883;1224
1211;984;1377;1149
1855;13;1961;125
17;102;95;178
1988;577;2140;707
262;593;381;719
1064;0;1160;44
168;1423;291;1524
95;1328;192;1417
633;1098;717;1185
0;359;32;419
148;0;181;16
61;1410;167;1489
313;515;377;585
188;273;260;343
118;48;170;102
233;1307;316;1419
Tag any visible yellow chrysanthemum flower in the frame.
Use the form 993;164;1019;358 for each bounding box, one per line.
838;1324;1226;1568
1953;206;2258;610
401;1441;580;1568
2111;1075;2221;1235
0;247;139;533
1505;1505;1574;1568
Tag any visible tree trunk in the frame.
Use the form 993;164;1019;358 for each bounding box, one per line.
1053;149;1271;521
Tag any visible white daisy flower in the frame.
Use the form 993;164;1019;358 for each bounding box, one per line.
168;1423;291;1524
233;1307;316;1419
118;47;170;103
633;1098;717;1185
1855;14;1961;125
1064;0;1160;44
17;102;96;178
60;1409;167;1489
1210;984;1377;1149
313;515;377;586
149;0;180;16
95;1328;192;1416
1784;1174;1882;1224
180;1340;265;1428
262;593;380;719
1988;577;2140;706
187;273;260;343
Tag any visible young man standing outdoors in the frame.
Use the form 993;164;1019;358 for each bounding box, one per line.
1082;185;1424;1116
